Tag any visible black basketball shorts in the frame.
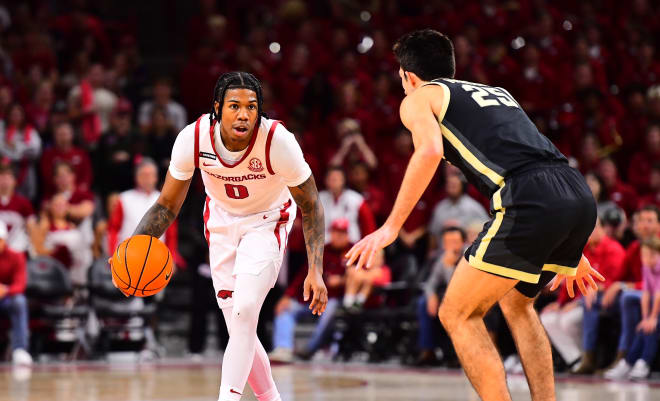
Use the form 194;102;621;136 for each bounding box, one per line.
464;163;597;298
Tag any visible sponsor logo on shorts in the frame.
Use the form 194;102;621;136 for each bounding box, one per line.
217;290;233;299
248;157;264;172
230;389;242;395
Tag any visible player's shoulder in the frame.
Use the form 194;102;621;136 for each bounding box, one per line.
179;114;211;137
262;118;294;139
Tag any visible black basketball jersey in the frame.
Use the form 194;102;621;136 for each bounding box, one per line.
425;78;567;197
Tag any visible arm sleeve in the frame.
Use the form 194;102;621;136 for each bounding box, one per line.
167;122;196;181
8;252;27;295
269;125;312;187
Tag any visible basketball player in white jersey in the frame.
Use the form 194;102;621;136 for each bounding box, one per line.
112;72;328;401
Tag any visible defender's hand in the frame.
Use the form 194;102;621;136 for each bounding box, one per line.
550;255;604;298
345;225;398;270
303;271;328;315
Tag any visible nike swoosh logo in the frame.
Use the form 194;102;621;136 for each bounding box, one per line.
230;389;242;395
263;215;268;219
203;162;215;167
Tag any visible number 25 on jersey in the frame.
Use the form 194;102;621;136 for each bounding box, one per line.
462;84;520;109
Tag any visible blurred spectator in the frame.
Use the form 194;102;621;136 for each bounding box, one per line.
585;172;619;217
516;43;556;113
107;158;179;262
628;125;660;194
544;218;624;370
638;164;660;209
30;193;92;286
269;218;351;362
138;77;187;133
48;162;95;226
40;122;93;197
93;100;146;195
415;226;465;366
598;158;638;216
68;63;117;146
0;164;34;253
380;129;415;207
329;118;378;170
343;248;391;310
0;221;31;365
428;174;488;241
577;205;660;373
25;80;55;134
319;166;376;244
0;102;41;200
605;236;660;380
145;107;177;181
348;162;387;224
649;85;660;123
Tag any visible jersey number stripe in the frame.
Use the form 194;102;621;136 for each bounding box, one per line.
461;84;519;108
225;184;249;199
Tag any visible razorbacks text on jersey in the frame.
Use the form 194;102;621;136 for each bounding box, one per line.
424;78;567;197
168;115;312;216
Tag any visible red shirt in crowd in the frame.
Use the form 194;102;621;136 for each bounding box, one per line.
285;243;351;302
40;147;93;196
0;247;27;296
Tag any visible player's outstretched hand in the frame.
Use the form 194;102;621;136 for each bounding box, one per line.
549;254;605;298
345;225;398;270
304;270;328;315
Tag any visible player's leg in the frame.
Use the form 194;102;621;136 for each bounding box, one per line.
219;270;275;401
438;257;518;401
499;274;556;401
221;306;281;401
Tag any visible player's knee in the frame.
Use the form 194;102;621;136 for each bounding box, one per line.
231;299;261;330
499;292;534;317
438;300;462;330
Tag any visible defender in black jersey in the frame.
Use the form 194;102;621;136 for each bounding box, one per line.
346;30;605;401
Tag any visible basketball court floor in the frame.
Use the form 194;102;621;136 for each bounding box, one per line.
3;359;660;401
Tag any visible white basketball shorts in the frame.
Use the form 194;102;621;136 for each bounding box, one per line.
203;196;296;309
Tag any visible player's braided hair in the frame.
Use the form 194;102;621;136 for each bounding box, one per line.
210;71;264;127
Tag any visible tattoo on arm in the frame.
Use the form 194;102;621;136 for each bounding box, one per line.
289;175;324;273
133;203;176;238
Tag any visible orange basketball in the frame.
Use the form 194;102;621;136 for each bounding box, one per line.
111;234;173;297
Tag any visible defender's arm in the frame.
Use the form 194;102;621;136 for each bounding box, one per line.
346;90;444;269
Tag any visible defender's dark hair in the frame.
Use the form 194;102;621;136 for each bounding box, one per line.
393;29;455;81
210;72;264;127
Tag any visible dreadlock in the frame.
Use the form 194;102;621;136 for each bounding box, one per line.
210;71;265;128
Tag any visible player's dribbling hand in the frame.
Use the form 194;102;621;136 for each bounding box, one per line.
108;256;130;297
304;270;328;315
549;254;605;298
345;225;398;270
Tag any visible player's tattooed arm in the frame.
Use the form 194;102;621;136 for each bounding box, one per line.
132;172;191;238
133;203;177;238
289;175;325;272
289;174;328;315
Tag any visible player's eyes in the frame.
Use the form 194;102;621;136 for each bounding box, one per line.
229;104;238;109
248;105;256;110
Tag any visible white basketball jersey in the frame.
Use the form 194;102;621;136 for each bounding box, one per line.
191;115;306;216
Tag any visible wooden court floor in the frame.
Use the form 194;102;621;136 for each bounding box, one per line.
2;360;660;401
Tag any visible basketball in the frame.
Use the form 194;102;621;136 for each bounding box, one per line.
111;234;173;297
